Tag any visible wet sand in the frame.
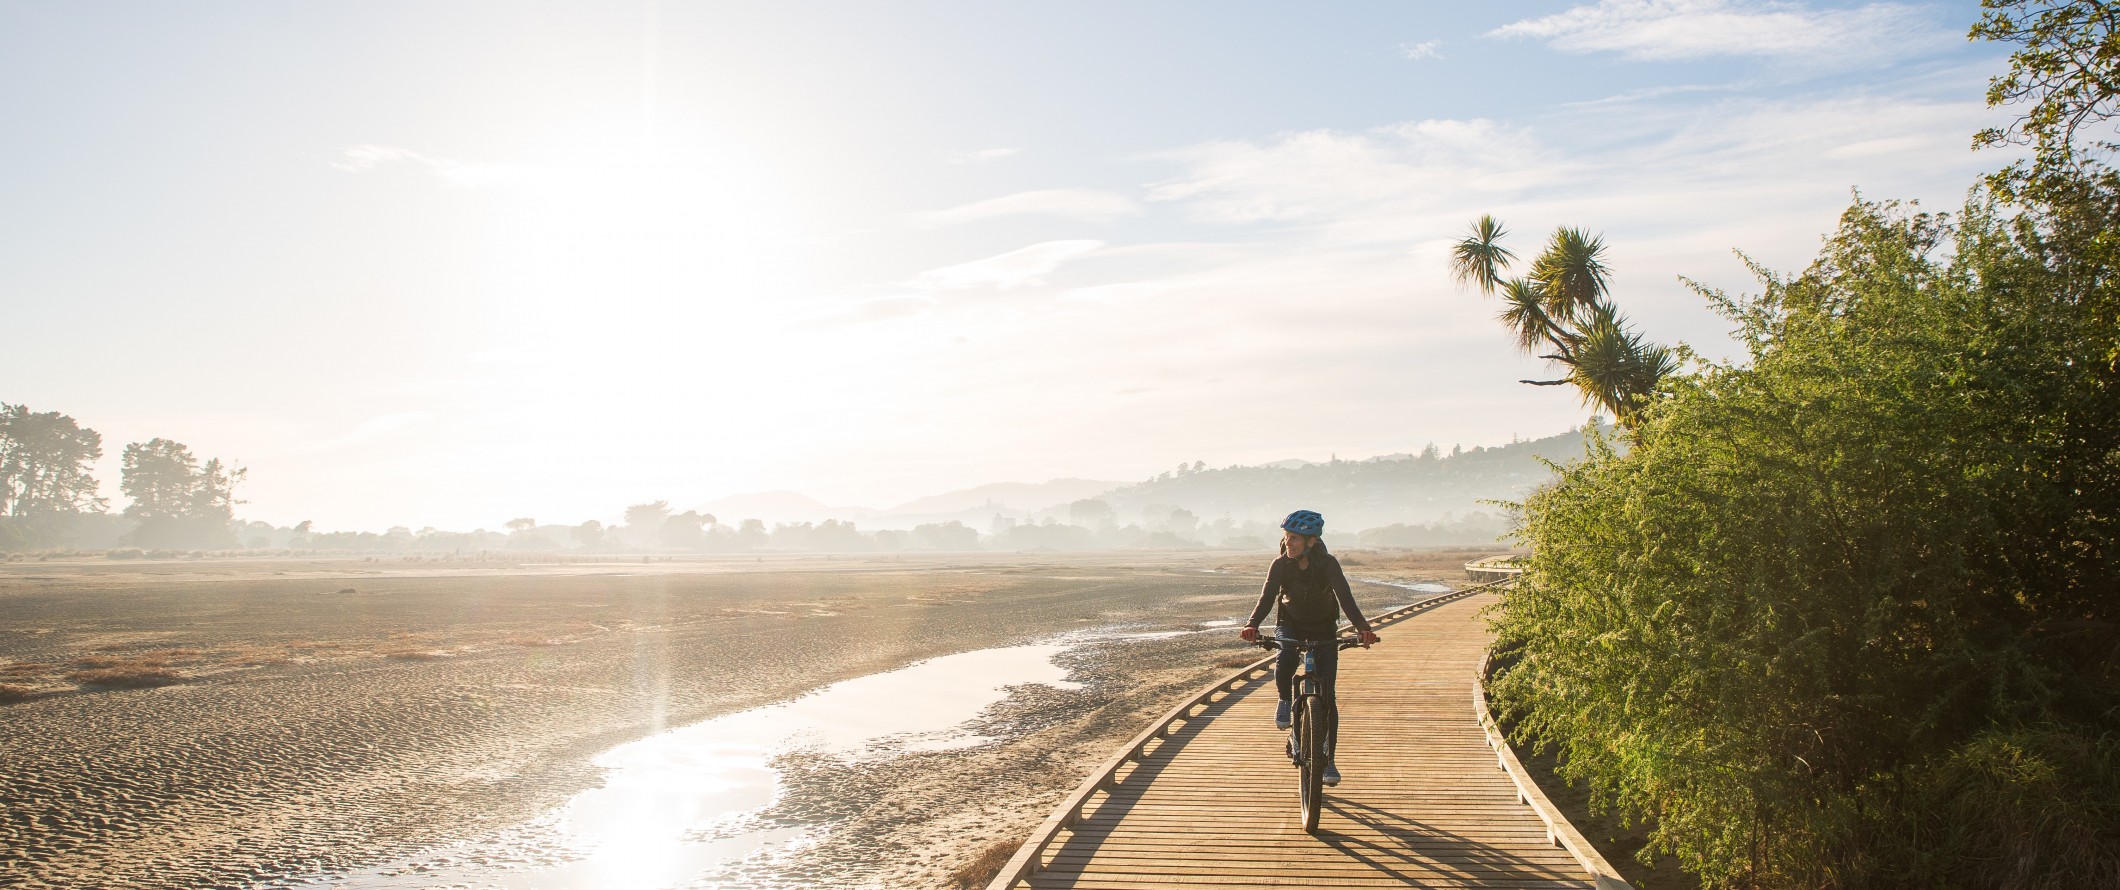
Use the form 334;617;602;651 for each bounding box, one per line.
0;549;1489;889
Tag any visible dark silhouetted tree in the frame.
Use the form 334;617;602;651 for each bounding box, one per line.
0;403;107;518
119;438;243;547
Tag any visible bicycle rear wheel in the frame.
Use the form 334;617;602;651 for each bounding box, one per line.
1298;691;1324;832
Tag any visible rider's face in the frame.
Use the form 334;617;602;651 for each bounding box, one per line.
1283;531;1309;557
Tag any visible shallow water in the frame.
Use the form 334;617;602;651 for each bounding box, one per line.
278;640;1085;890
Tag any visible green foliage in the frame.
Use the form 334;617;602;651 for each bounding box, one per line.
1973;1;2120;178
1450;213;1516;294
1491;191;2120;887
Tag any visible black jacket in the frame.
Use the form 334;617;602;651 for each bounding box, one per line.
1244;547;1371;640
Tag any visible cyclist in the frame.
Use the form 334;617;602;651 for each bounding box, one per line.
1239;509;1379;787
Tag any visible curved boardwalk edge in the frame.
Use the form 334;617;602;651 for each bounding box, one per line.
1474;650;1633;890
989;577;1610;890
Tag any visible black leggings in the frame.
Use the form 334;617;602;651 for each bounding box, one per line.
1275;638;1339;760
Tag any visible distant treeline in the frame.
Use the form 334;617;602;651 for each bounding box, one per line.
2;402;1532;554
1087;429;1593;532
0;405;241;551
134;501;1507;555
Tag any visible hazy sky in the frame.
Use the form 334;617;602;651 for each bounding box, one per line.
2;1;2018;530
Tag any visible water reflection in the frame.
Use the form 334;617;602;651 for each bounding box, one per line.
289;642;1081;890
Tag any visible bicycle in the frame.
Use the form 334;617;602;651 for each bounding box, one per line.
1256;634;1364;833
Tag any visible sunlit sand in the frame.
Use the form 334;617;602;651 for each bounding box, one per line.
0;549;1482;889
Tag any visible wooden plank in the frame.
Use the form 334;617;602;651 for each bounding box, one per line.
989;590;1611;890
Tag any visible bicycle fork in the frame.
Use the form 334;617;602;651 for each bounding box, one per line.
1286;649;1335;765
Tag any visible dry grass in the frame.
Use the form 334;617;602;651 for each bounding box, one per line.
65;649;197;688
72;654;142;669
286;639;358;651
504;634;560;647
226;646;293;666
66;665;186;688
0;682;40;703
951;839;1021;889
1;660;51;676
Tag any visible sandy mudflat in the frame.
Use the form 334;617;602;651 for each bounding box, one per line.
0;548;1489;889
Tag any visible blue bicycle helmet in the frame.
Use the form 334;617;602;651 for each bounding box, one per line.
1281;509;1324;536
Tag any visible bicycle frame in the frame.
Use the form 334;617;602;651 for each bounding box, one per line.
1257;635;1361;833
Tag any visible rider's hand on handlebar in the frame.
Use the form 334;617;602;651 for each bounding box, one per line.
1239;625;1259;643
1358;629;1380;648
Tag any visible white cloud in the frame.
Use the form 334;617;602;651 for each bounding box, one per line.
909;189;1141;228
1489;0;1948;62
1397;40;1443;60
1146;119;1568;226
913;240;1105;290
1049;85;2010;393
1562;82;1744;107
946;147;1021;165
331;144;528;187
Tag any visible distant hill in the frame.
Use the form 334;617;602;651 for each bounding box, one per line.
696;490;839;525
1086;425;1601;532
684;426;1603;534
884;478;1121;516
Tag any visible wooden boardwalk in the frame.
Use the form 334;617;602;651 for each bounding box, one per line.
990;588;1624;889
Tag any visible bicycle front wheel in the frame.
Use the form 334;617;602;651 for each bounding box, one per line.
1299;692;1324;832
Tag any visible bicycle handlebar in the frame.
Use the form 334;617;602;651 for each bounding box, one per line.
1255;636;1365;652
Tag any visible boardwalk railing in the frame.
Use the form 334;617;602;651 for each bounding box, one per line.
1465;555;1526;583
1475;649;1634;890
984;578;1504;890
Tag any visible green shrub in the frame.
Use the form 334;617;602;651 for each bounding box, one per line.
1491;190;2120;887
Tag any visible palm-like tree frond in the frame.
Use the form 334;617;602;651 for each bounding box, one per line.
1565;307;1675;427
1450;215;1516;295
1567;313;1636;418
1530;227;1610;321
1498;278;1558;354
1447;215;1674;430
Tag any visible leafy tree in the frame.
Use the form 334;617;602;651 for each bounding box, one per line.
1068;498;1115;527
658;510;712;549
122;439;199;519
502;517;556;550
910;520;978;550
572;520;605;549
0;403;106;517
735;518;768;550
119;438;243;547
1492;195;2120;887
809;519;867;551
622;500;671;546
1972;0;2120;183
1451;217;1678;428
